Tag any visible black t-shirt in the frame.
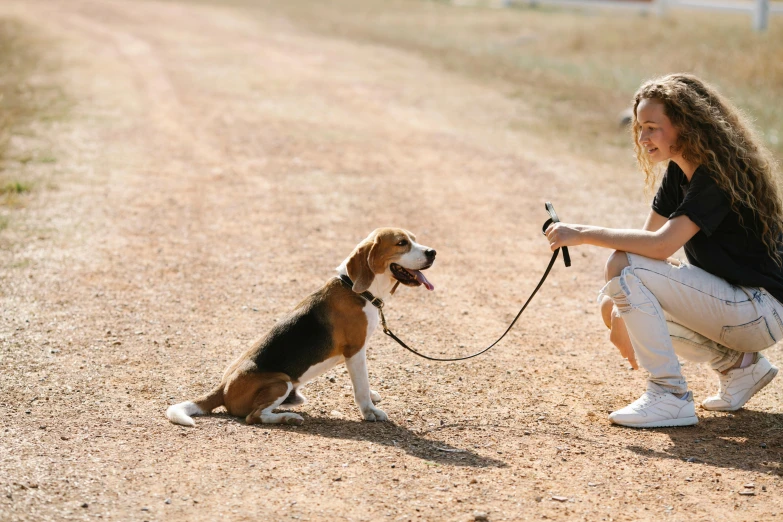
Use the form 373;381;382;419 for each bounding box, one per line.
652;161;783;304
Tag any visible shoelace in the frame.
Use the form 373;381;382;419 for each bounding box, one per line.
633;391;666;408
717;372;733;397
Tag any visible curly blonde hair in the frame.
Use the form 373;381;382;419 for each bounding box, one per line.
632;73;783;264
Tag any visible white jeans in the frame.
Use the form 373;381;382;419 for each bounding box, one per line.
599;253;783;395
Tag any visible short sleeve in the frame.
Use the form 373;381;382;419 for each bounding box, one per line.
652;163;682;218
669;168;730;236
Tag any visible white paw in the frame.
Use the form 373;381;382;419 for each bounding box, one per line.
282;413;304;426
370;390;382;404
361;405;388;422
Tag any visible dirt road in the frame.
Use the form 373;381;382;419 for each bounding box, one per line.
1;0;781;520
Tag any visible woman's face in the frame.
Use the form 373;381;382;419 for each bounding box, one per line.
636;98;680;165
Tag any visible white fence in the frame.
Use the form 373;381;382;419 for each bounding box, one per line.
501;0;782;31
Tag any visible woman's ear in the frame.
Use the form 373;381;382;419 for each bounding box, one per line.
346;237;378;293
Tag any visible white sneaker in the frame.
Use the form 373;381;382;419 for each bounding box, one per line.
701;354;778;412
609;385;698;428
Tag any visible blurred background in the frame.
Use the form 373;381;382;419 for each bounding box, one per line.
2;0;782;193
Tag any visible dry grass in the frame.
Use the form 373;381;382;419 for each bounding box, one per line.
0;19;41;160
0;18;66;206
201;0;783;161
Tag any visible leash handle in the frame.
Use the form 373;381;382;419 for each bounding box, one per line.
543;201;570;267
381;202;570;362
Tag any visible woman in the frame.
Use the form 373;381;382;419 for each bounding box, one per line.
545;73;781;428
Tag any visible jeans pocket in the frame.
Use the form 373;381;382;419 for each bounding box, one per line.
720;316;776;352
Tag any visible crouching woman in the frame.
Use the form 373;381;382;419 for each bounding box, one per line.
545;73;781;428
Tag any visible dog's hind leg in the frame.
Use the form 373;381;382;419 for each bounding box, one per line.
166;387;225;427
245;377;304;426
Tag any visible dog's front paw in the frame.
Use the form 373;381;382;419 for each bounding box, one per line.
370;390;381;404
360;405;388;422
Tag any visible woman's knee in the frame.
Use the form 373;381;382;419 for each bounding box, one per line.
604;250;630;282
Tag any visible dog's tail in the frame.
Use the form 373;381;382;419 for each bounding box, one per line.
166;387;225;427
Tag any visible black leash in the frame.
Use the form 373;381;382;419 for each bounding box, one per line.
368;202;570;362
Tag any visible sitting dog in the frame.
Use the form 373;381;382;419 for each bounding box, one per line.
166;228;436;426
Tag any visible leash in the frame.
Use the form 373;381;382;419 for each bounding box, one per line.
353;202;570;362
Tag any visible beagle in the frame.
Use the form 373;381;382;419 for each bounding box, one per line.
166;228;436;426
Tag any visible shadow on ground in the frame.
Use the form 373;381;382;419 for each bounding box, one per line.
213;412;508;468
625;410;783;475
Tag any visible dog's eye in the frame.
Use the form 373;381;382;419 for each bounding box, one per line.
396;239;409;247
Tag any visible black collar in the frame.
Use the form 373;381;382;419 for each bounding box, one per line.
337;274;385;309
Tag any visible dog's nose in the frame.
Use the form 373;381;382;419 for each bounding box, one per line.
426;249;436;259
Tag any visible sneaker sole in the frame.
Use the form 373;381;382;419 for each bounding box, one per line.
701;366;778;412
609;415;699;428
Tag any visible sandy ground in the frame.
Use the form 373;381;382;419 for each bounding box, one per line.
0;0;781;521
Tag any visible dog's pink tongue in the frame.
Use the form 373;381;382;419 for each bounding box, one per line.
414;270;434;291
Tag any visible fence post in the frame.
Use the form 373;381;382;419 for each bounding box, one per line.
753;0;769;31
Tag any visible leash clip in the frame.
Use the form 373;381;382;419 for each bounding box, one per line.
379;309;390;334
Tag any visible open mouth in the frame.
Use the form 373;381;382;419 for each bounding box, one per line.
390;263;434;290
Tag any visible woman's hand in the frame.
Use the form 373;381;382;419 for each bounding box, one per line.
610;307;639;370
600;294;639;370
544;222;585;252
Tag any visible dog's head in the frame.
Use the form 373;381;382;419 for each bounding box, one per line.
344;228;436;294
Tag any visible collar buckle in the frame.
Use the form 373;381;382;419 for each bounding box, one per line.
337;274;385;310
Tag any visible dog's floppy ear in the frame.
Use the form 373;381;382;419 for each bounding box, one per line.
346;235;379;293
